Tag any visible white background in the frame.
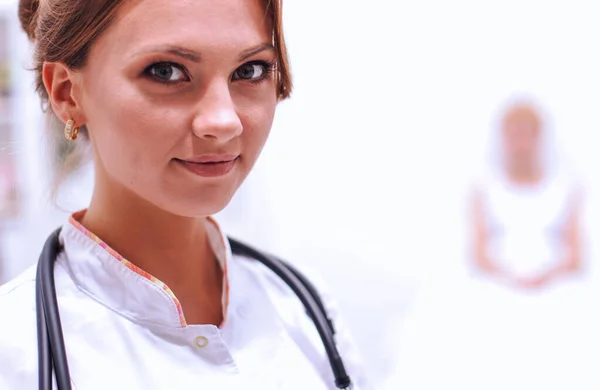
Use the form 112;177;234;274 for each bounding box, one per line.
2;1;600;388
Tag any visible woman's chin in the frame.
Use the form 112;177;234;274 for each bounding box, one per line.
160;196;234;219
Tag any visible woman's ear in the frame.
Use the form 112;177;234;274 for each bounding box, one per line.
42;62;86;126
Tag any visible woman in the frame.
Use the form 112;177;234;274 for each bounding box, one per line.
471;101;582;289
381;101;594;390
0;0;365;389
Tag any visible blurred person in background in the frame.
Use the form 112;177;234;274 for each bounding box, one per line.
381;99;595;390
470;100;583;290
0;0;365;389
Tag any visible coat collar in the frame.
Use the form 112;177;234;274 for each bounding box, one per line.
59;210;231;328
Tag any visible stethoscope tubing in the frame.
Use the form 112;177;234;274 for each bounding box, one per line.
36;228;72;390
35;228;352;390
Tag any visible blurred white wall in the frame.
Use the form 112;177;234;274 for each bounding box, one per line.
1;0;600;388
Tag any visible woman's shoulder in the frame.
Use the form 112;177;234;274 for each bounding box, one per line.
469;165;500;196
0;265;38;338
551;164;582;192
0;267;39;388
0;265;37;310
230;246;331;303
230;247;368;389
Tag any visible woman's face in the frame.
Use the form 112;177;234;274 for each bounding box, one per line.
74;0;277;216
502;113;541;168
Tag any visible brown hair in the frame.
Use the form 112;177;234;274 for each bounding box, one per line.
18;0;292;190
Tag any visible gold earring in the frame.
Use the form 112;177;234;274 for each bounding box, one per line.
64;119;79;141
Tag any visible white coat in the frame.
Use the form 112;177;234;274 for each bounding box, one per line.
0;213;366;389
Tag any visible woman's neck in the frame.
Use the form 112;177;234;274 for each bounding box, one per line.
80;172;223;325
505;162;543;185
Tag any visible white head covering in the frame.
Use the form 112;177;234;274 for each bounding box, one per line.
485;94;562;180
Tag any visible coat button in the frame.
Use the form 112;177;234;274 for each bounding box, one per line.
194;336;209;349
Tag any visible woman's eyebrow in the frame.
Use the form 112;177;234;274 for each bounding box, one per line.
130;43;275;63
132;45;201;62
238;43;275;61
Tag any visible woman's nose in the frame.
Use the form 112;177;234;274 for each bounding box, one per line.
191;84;243;143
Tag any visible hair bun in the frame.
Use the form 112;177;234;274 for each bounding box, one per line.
18;0;40;41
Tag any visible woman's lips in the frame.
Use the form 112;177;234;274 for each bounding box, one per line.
176;155;239;178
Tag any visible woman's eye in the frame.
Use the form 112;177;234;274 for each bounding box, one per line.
146;63;188;83
233;63;267;81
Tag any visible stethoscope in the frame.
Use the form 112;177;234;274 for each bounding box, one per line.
35;228;353;390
